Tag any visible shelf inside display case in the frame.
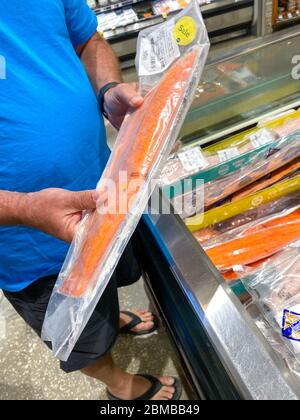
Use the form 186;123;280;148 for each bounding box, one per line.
179;27;300;146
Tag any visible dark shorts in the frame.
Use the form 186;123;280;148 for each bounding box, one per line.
3;239;142;373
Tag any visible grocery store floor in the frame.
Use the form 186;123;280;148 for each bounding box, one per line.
0;280;189;400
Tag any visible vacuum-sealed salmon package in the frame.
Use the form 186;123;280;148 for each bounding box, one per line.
186;174;300;232
41;0;210;361
205;207;300;272
195;192;300;246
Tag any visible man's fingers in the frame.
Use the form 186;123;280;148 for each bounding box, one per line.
95;190;109;208
129;95;144;108
116;83;144;109
71;190;98;211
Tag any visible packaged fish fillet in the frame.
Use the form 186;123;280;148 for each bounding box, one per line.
205;207;300;272
187;174;300;231
177;129;300;218
162;109;300;188
204;130;300;208
42;1;210;361
161;127;278;186
241;243;300;361
231;158;300;202
194;192;300;245
254;316;300;383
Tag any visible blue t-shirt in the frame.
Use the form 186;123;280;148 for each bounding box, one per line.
0;0;110;292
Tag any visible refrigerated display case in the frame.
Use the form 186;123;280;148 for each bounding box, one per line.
137;27;300;400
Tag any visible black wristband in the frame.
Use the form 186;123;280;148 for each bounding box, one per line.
97;82;120;119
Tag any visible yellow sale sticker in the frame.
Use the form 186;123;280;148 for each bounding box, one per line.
174;16;197;46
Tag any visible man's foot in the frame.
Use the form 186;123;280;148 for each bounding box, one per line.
119;310;155;334
108;374;177;401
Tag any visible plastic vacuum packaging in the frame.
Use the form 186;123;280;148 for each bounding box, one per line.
205;207;300;272
187;173;300;233
204;130;300;208
41;1;210;361
240;242;300;361
255;316;300;383
162;111;300;188
161;127;278;186
231;158;300;202
194;192;300;245
204;199;300;284
176;128;300;218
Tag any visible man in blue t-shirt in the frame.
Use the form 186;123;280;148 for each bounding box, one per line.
0;0;180;400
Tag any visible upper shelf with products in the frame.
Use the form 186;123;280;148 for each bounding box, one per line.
273;0;300;28
87;0;252;35
88;0;215;15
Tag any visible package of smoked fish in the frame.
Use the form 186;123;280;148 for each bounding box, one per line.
176;129;300;218
240;242;300;361
195;193;300;247
41;0;210;361
204;206;300;273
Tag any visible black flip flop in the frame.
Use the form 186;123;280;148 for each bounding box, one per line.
107;374;182;401
119;310;159;336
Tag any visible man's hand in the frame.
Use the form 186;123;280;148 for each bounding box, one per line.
103;83;144;130
78;32;143;129
21;188;102;243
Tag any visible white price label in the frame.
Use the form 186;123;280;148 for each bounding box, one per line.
250;129;275;149
139;22;180;76
178;147;208;172
217;147;240;163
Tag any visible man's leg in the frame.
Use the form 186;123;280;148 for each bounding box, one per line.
116;231;156;334
81;352;176;401
4;274;179;400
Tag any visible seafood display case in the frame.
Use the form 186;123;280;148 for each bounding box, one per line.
138;26;300;400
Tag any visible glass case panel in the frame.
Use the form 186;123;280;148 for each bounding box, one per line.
180;30;300;145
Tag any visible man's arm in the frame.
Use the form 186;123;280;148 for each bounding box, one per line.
0;191;26;225
78;32;143;129
0;189;99;243
77;32;122;92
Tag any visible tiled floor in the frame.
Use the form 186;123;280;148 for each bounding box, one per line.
0;281;188;400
